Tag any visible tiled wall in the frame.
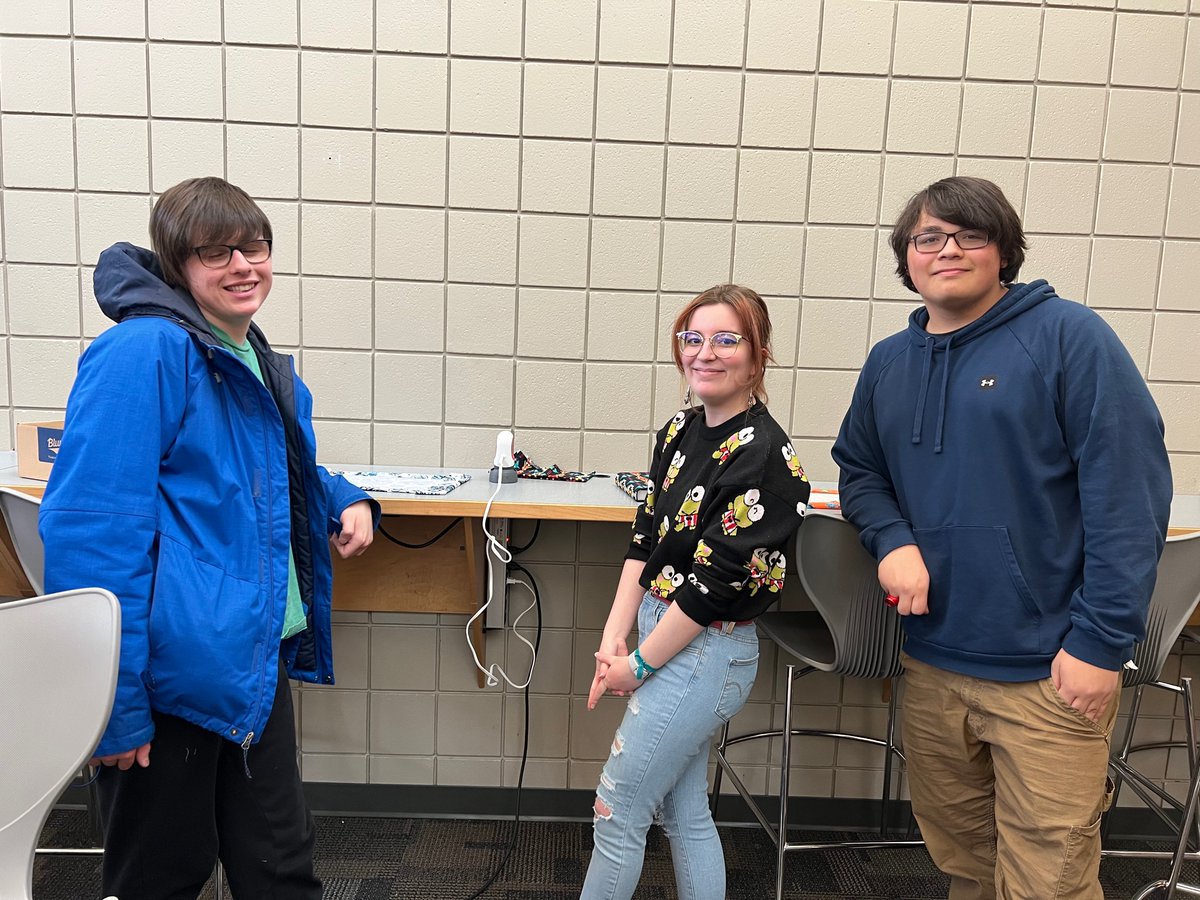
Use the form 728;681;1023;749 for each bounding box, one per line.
2;0;1199;804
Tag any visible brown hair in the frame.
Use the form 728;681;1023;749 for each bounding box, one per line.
890;176;1027;293
149;177;273;287
671;284;775;405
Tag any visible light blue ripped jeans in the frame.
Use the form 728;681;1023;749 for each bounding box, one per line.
581;592;760;900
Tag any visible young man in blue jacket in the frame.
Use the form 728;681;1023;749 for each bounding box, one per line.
832;176;1172;899
41;177;380;899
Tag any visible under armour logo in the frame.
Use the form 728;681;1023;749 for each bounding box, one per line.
979;376;997;390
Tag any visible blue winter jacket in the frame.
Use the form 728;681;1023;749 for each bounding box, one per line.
832;280;1172;681
41;243;379;757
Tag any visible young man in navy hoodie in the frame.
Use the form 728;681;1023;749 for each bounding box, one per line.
833;176;1172;899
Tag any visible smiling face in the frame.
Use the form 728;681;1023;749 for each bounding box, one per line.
683;302;755;424
907;211;1008;333
182;237;272;341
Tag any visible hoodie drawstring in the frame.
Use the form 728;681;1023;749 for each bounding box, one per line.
933;340;952;454
911;335;934;445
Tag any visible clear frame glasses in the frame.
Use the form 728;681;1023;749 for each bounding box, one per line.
908;229;990;254
192;239;273;268
676;330;745;358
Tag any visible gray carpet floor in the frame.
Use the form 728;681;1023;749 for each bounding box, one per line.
30;808;1194;899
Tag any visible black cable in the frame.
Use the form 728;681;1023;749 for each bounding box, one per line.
509;520;541;555
464;560;542;899
378;516;462;549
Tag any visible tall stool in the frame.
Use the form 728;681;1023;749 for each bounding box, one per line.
711;513;921;900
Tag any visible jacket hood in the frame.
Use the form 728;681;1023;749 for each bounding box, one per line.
903;280;1056;454
93;242;270;348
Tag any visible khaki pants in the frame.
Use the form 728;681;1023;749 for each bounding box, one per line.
901;653;1117;900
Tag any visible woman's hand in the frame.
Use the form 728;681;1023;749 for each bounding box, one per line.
587;636;628;709
332;500;374;558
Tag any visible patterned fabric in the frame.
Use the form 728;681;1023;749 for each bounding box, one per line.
335;471;470;496
614;471;651;502
512;450;596;482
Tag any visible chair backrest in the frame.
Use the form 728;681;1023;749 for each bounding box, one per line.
0;589;119;900
796;514;905;680
0;487;44;595
1125;530;1200;688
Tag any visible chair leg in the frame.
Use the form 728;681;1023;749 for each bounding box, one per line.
1164;679;1200;900
775;664;796;900
880;679;899;837
710;719;731;820
86;769;104;848
214;861;226;899
1104;683;1146;843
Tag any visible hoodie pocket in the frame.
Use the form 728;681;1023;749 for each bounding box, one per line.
907;525;1046;657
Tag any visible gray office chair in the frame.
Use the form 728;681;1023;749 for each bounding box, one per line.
711;513;922;900
0;588;120;900
1101;530;1200;900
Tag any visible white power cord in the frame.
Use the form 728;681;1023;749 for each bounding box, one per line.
465;463;539;689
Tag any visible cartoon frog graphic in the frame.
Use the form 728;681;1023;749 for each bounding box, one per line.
674;485;705;531
745;548;771;595
713;427;755;464
766;550;786;593
661;451;685;493
643;479;656;515
650;565;685;599
781;442;807;481
693;539;713;566
663;410;687;447
721;488;764;536
686;572;709;595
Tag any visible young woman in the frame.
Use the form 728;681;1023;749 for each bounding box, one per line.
41;177;379;899
583;284;811;900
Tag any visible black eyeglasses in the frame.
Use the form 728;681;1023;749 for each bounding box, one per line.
192;239;273;268
908;229;990;254
676;331;745;358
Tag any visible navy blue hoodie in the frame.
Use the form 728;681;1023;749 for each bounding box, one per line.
833;280;1172;681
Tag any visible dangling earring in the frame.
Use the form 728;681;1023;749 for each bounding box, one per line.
683;386;692;407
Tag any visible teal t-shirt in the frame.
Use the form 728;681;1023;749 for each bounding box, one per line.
211;326;307;640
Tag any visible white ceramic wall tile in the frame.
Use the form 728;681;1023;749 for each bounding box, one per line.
446;212;518;284
3;190;77;264
1159;242;1200;311
1096;164;1171;236
594;66;670;143
2;115;75;189
301;52;374;129
448;136;520;211
807;153;882;225
1087;238;1162;309
150;43;224;120
519;215;590;288
6;265;81;336
523;62;595;140
1167;168;1200;238
958;83;1034;158
1024;162;1100;234
451;0;522;58
375;282;445;351
223;0;297;45
746;0;820;71
228;124;299;199
525;0;597;61
1032;85;1107;160
589;219;663;291
374;354;444;423
0;38;73;114
446;284;516;354
376;0;448;53
1023;235;1092;302
1104;89;1178;163
376;133;446;207
147;0;218;42
76;117;150;193
599;0;671;64
669;69;744;146
374;207;446;282
1112;12;1187;87
302;277;373;349
301;0;372;49
819;0;895;75
150;120;224;192
0;1;69;34
732;224;805;296
77;194;152;267
659;221;733;293
515;361;584;428
812;76;887;151
301;203;374;278
225;47;298;125
967;5;1043;82
886;81;960;155
737;149;809;223
742;73;816;150
672;0;745;66
522;139;593;215
664;146;737;220
449;58;522;137
893;1;969;78
301;128;373;202
516;288;587;358
74;39;148;117
1039;8;1114;84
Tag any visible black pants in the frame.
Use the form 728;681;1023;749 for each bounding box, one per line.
97;658;321;900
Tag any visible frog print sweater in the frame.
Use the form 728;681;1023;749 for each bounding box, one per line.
625;403;811;625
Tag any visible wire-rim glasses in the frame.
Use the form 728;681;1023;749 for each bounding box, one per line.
676;331;745;358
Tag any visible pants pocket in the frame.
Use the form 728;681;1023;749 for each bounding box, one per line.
714;654;759;722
